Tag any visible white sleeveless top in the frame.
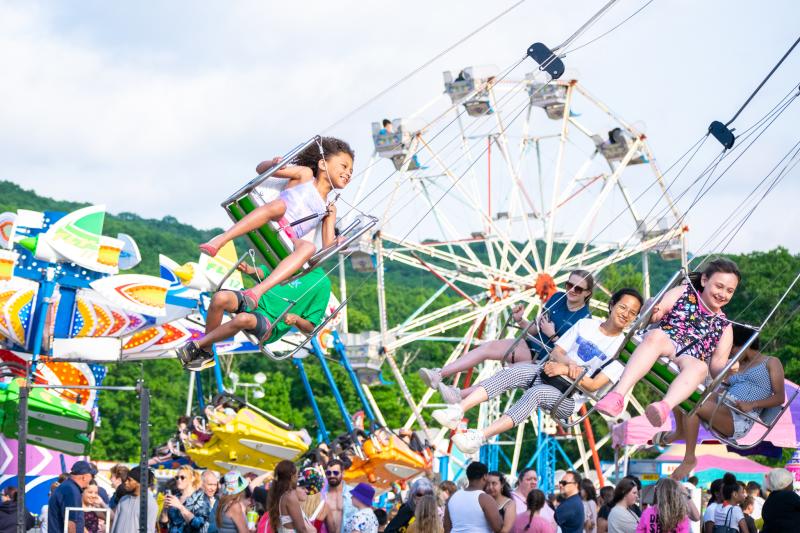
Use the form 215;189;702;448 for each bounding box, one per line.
448;489;492;533
279;180;327;238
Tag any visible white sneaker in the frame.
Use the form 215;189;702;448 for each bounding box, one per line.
432;405;464;429
438;382;462;405
452;430;485;454
418;368;442;389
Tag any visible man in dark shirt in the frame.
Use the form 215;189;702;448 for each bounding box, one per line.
555;471;585;533
761;468;800;533
48;461;97;533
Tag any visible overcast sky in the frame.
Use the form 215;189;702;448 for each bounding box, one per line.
1;0;798;257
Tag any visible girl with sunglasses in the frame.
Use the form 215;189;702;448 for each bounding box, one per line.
160;465;210;533
418;270;594;403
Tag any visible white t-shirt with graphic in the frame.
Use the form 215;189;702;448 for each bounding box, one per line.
555;318;626;407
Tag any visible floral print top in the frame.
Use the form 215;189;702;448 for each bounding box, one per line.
166;489;211;533
343;507;379;533
659;284;728;361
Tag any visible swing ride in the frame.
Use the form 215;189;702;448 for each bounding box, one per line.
1;3;799;519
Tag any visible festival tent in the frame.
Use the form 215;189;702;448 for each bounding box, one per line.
657;444;771;487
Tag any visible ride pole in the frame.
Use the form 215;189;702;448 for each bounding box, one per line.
293;357;330;444
311;337;354;432
138;383;151;533
332;331;377;423
16;380;29;533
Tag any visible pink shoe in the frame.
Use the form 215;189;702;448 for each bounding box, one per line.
199;243;219;257
595;391;625;417
645;400;671;427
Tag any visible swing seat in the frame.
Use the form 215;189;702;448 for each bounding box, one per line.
0;379;92;455
343;428;431;490
187;407;308;475
221;138;379;279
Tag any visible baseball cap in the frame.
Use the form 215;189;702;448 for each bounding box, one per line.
70;461;98;476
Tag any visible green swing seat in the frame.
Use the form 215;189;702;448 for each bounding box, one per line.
0;380;93;455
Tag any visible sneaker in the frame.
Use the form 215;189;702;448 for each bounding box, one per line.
452;429;485;454
438;383;462;405
432;405;463;429
418;368;442;389
185;352;216;372
176;341;201;366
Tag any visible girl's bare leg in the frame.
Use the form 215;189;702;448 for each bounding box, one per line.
248;239;316;299
609;330;675;396
440;339;531;378
663;356;709;409
480;415;515;440
458;387;489;412
670;394;734;480
204;291;239;335
203;199;288;251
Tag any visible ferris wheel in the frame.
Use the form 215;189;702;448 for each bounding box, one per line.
335;63;689;479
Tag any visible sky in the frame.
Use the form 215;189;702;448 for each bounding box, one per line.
1;0;799;258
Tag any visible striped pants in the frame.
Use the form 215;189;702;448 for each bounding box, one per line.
481;363;575;424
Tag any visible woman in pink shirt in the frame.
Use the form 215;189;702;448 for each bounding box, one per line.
514;490;556;533
636;478;698;533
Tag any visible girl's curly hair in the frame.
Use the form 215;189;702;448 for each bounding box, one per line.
292;136;354;175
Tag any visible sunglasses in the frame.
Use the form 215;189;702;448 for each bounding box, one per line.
414;491;433;497
559;480;576;486
565;281;589;294
325;470;341;476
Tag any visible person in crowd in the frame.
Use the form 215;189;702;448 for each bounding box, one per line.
712;475;749;533
39;482;59;533
486;471;516;533
108;464;130;510
344;483;378;533
420;271;594;403
386;477;435;533
160;465;211;532
269;460;315;533
325;459;354;533
298;467;327;532
214;471;251;533
406;494;442;533
702;478;723;533
744;481;763;522
607;479;639;533
111;465;158;533
596;486;614;533
761;468;800;532
437;481;458;517
0;486;34;532
444;461;502;533
621;477;642;518
82;481;109;533
434;289;643;453
374;509;388;533
687;477;698;489
48;460;97;533
378;119;393;136
597;260;740;434
203;470;221;533
652;324;786;480
636;477;697;533
513;489;555;533
580;479;597;533
510;469;537;511
740;497;756;533
555;471;585;533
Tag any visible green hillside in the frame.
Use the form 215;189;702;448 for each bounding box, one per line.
2;180;799;466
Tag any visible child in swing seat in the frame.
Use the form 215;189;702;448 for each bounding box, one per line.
595;258;741;428
199;136;354;313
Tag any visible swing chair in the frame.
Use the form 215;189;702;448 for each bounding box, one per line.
186;392;309;475
220;136;378;279
343;426;431;490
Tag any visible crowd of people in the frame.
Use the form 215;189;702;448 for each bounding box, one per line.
2;453;793;533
